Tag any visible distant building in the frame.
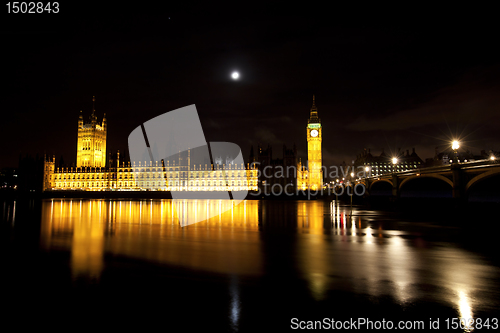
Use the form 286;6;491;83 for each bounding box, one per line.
354;148;423;176
425;148;498;167
0;166;19;191
250;144;298;192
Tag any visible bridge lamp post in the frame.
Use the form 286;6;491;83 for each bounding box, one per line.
349;173;355;214
392;157;398;173
452;140;460;163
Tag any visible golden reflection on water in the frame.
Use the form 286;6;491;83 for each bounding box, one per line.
38;198;494;324
296;198;484;324
41;199;260;279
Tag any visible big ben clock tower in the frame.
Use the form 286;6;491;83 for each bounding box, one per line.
306;95;322;190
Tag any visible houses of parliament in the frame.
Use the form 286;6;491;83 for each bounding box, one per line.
42;97;324;193
43;98;258;192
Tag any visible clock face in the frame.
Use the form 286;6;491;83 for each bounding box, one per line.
310;129;319;137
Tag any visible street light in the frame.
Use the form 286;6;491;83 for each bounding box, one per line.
452;140;460;163
392;157;398;164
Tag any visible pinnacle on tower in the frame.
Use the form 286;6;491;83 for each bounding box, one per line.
309;94;320;123
91;96;97;123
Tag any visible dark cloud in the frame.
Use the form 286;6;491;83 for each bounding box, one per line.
347;66;500;132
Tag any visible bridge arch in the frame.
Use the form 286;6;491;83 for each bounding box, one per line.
369;179;393;190
399;174;453;191
465;169;500;193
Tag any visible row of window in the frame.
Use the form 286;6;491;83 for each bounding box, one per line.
371;166;417;169
52;174;252;180
53;167;257;173
364;162;421;165
54;180;255;187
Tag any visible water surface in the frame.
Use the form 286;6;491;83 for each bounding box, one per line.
2;199;499;331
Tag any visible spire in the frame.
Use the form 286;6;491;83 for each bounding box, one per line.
308;94;320;123
90;96;97;123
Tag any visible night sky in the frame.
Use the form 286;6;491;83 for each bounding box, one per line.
2;4;500;171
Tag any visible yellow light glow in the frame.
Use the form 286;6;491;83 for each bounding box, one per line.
452;140;460;150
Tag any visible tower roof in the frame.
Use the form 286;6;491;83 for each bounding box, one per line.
308;95;320;123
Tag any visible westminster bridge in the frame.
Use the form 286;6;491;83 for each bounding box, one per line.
357;159;500;201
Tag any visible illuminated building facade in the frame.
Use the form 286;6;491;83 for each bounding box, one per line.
354;148;423;176
297;96;323;190
77;96;107;168
43;98;258;192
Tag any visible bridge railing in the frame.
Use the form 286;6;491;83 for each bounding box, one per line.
359;159;499;182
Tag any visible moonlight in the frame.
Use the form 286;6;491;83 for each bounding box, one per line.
231;71;239;80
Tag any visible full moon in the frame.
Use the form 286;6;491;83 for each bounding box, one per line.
231;71;240;80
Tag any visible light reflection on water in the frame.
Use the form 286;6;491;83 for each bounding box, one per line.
36;198;500;329
41;199;261;278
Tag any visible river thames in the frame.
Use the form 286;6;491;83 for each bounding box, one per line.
2;198;499;332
